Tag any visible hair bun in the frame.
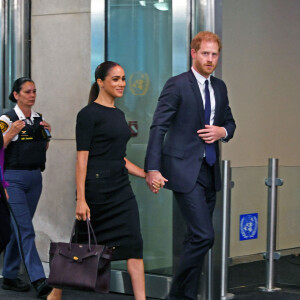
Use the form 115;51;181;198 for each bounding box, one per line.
8;92;17;103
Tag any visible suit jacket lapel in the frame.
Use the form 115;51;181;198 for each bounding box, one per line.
187;70;205;128
211;76;220;125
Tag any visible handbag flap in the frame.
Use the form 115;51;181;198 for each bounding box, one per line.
55;243;103;263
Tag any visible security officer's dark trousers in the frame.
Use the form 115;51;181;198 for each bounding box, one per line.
169;159;216;300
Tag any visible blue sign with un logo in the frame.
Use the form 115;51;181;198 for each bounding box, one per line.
240;213;258;241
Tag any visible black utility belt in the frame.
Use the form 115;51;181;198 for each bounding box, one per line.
5;166;41;171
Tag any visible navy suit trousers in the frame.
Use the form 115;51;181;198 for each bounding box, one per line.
169;159;216;300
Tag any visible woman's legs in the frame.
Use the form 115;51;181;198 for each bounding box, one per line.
127;258;146;300
47;288;62;300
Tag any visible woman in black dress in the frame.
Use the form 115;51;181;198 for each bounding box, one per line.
49;62;159;300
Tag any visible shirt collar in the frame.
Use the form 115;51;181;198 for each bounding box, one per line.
14;104;40;121
191;67;211;85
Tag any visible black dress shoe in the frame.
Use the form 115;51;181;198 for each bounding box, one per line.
2;277;31;292
32;278;53;298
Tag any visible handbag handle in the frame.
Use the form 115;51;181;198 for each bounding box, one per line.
69;218;98;251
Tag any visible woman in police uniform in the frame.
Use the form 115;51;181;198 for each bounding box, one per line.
0;77;52;298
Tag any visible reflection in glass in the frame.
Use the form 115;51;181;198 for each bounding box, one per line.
153;0;169;11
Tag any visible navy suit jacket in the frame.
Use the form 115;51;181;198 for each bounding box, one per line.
145;70;236;193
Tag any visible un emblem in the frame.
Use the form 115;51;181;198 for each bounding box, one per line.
240;213;258;241
129;72;150;96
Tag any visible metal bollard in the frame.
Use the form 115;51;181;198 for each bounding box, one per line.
208;248;213;300
198;249;213;300
260;158;283;292
220;160;234;300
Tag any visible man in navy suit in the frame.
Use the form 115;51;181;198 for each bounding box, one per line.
145;31;236;300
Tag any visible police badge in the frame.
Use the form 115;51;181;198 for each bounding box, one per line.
0;120;9;133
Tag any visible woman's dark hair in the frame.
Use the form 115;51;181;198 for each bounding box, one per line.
88;61;121;103
9;77;34;103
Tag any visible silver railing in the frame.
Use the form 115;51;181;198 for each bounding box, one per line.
219;158;285;297
201;160;235;300
220;160;234;300
219;158;286;298
260;158;283;292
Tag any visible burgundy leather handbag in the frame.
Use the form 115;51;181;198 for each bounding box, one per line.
48;219;113;293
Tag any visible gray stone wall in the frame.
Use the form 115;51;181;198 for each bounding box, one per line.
222;0;300;256
31;0;91;262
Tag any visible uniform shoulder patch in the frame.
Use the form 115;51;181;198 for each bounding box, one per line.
0;120;9;133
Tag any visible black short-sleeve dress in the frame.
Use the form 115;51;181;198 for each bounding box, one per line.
75;102;143;260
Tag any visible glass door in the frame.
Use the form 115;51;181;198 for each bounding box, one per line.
107;0;173;276
91;0;191;298
0;0;30;114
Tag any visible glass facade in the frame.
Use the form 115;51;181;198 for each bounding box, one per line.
90;3;220;294
106;0;173;275
90;1;193;296
0;0;30;114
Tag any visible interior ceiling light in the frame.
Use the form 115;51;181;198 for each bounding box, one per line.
139;1;146;6
153;0;169;11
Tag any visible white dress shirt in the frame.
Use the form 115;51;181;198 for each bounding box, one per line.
191;67;215;125
191;67;228;140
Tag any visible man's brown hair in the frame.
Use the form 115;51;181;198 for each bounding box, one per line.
191;31;222;52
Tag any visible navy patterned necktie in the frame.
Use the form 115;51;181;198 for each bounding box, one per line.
204;80;216;166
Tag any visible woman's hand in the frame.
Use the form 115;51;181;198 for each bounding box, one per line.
40;121;51;133
3;120;26;148
146;171;168;194
76;199;91;221
151;179;162;194
76;151;89;220
10;120;25;136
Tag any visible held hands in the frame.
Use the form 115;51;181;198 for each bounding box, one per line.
151;179;162;194
146;171;168;194
76;199;91;221
197;125;226;143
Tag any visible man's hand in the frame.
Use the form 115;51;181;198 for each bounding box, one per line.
197;125;226;143
146;171;168;194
